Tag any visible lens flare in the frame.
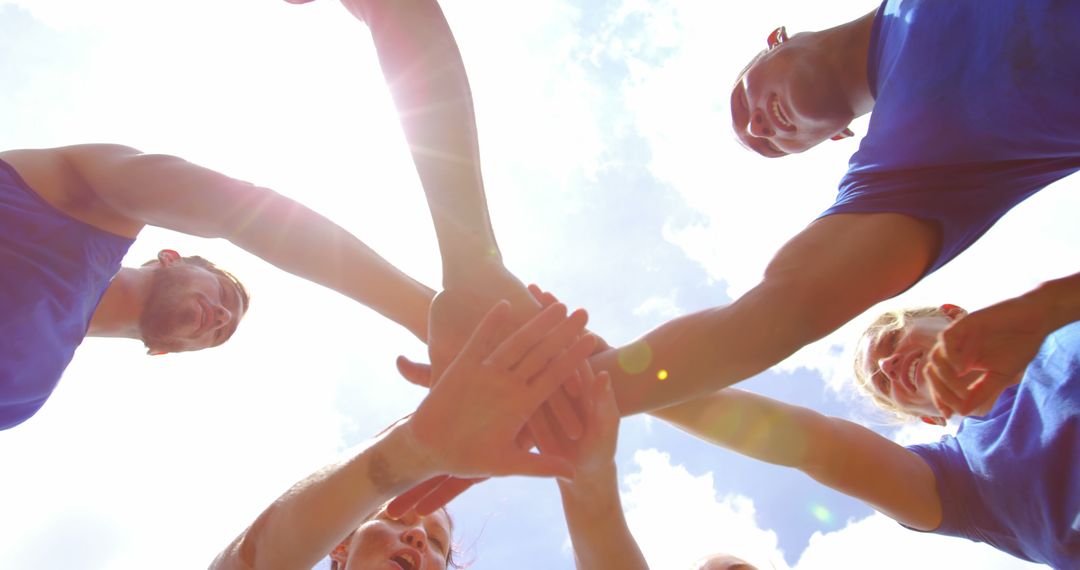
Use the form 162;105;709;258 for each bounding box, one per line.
811;504;833;524
657;369;669;381
617;340;652;374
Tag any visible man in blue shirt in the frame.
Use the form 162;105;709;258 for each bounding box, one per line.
0;144;435;430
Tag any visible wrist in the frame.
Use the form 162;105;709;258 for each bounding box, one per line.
369;419;442;494
1025;274;1080;333
559;460;619;505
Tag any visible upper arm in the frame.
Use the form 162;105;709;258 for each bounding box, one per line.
756;212;941;340
63;144;275;239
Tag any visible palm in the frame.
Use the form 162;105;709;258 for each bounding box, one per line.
427;263;540;382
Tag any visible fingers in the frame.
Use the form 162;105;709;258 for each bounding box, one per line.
485;304;587;378
396;355;433;388
386;475;449;518
527;283;558;308
543;385;584;440
502;451;575;481
529;334;597;403
924;348;968;416
414;477;486;516
526;404;565;456
936;323;976;375
457;300;511;362
511;308;590;380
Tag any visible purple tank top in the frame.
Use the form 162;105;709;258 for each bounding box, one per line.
0;158;133;430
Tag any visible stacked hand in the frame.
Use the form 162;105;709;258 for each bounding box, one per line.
390;274;608;516
405;300;596;481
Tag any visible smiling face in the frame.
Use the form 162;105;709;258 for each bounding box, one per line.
730;29;854;157
343;508;452;570
855;305;973;418
139;252;247;354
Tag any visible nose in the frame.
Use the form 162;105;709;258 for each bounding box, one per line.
878;352;902;382
748;108;775;138
401;527;426;550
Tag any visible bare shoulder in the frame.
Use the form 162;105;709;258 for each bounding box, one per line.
0;144;145;237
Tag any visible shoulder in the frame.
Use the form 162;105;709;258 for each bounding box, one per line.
0;145;145;237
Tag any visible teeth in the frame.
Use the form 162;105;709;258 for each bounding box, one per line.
391;553;417;570
771;99;792;127
908;360;919;391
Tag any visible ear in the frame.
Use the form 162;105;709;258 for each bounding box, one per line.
939;303;968;321
330;534;353;564
157;249;181;266
830;127;855;141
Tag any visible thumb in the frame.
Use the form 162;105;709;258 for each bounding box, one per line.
396;355;433;388
386;475;448;518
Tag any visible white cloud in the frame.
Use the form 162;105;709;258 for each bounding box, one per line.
619;448;1048;570
796;513;1047;570
633;293;682;319
621;448;789;570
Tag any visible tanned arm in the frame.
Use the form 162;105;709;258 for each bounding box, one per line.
61;143;434;341
599;212;941;414
653;389;942;530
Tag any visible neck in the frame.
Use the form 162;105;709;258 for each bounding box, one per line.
87;267;150;341
819;9;877;119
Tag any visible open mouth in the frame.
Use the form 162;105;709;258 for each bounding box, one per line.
389;550;419;570
903;358;920;394
769;94;795;131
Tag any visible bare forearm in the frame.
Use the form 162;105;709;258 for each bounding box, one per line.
211;422;433;570
654;390;941;528
1024;270;1080;333
598;289;821;415
359;0;500;275
558;464;648;570
229;191;435;341
652;389;819;469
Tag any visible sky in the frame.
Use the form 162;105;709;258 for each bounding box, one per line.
0;0;1075;568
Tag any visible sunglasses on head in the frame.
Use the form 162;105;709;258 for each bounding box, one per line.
767;26;788;49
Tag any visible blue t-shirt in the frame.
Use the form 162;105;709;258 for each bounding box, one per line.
909;322;1080;568
821;0;1080;274
0;158;134;430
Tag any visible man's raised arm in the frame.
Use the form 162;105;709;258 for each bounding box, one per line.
349;0;500;277
62;143;434;341
600;212;941;414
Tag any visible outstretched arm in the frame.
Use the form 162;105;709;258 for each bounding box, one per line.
926;269;1080;416
597;212;941;414
61;143;434;341
653;388;941;531
348;0;499;276
556;363;648;570
210;300;595;570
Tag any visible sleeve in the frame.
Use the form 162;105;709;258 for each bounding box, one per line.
904;438;978;539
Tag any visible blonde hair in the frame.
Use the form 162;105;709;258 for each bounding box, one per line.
852;306;947;420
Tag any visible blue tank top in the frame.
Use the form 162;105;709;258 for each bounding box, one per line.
821;0;1080;274
0;158;134;430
